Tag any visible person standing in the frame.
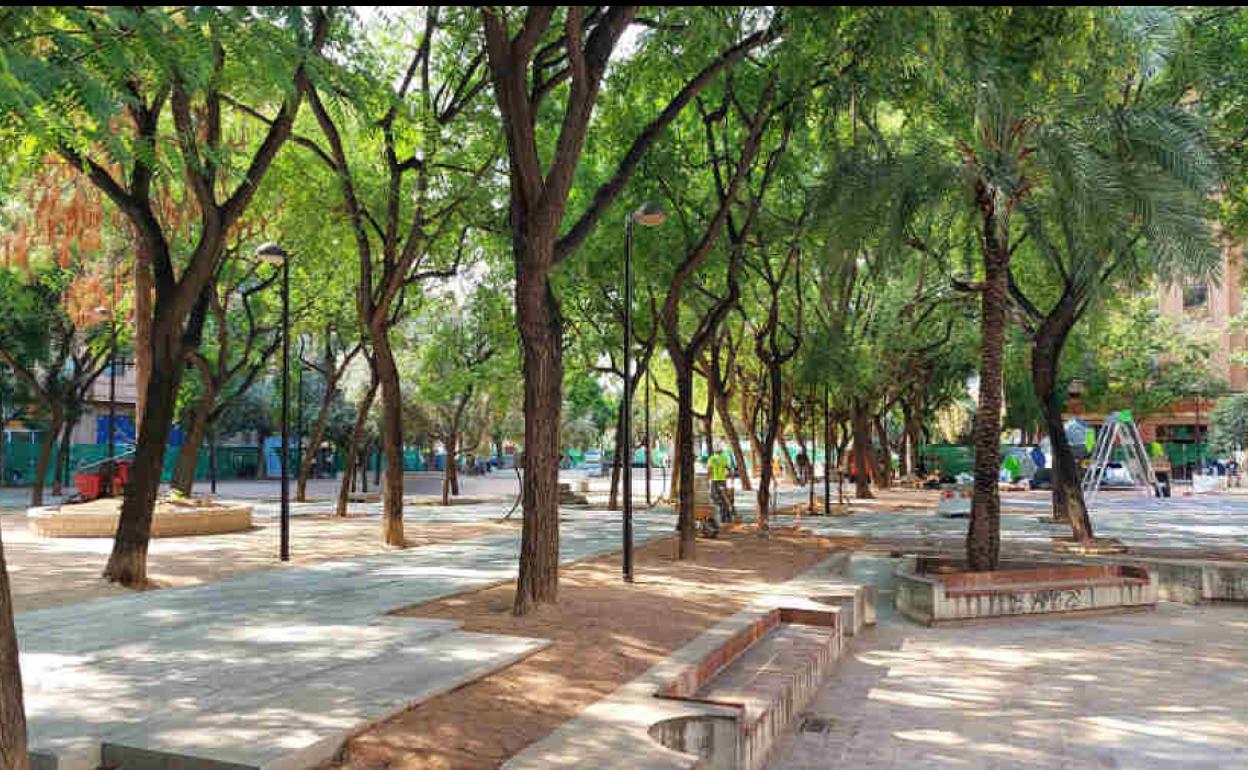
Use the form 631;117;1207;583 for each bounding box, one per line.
707;447;732;523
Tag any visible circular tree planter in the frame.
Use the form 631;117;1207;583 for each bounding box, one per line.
27;497;253;538
895;556;1157;625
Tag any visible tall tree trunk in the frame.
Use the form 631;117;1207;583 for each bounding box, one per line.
513;265;564;613
172;389;214;497
30;407;61;507
873;414;892;489
741;389;762;477
850;402;876;499
755;359;785;531
0;524;28;770
297;379;338;502
331;374;374;516
256;430;269;480
372;330;405;546
778;434;798;484
717;391;752;491
132;242;153;436
1032;313;1094;542
904;395;924;475
442;430;459;505
51;417;73;498
104;326;184;586
608;397;625;511
673;360;697;558
967;228;1008;572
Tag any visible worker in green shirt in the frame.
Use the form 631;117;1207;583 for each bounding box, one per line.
707;447;732;524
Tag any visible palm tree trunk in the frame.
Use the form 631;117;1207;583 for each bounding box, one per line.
967;225;1008;572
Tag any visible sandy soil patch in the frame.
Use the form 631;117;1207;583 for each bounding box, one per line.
329;531;842;770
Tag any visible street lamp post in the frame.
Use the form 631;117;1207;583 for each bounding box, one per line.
624;202;666;583
256;242;291;562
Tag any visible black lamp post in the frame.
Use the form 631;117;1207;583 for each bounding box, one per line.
256;242;291;562
624;202;666;582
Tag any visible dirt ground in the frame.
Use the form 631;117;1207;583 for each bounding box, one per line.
3;510;516;612
330;530;852;770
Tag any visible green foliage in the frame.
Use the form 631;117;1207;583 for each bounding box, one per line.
1210;392;1248;455
1075;297;1224;419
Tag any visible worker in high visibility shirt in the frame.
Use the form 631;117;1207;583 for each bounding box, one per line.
707;447;732;523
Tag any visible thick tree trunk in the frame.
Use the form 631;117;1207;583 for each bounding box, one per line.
513;265;563;613
104;327;184;587
30;409;61;507
1033;319;1094;542
967;231;1008;572
0;524;28;770
372;331;405;546
172;389;214;497
850;402;876;500
673;361;697;558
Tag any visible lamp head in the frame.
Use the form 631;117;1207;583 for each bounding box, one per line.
630;202;667;227
254;242;289;264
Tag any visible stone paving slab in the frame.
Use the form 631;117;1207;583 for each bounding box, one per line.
779;497;1248;554
765;555;1248;770
19;507;677;770
101;631;549;770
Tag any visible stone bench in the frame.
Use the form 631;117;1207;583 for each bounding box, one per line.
1074;556;1248;604
896;559;1157;625
504;555;874;770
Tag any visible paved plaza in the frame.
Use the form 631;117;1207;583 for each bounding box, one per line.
16;505;677;769
767;556;1248;769
7;483;1248;769
771;489;1248;557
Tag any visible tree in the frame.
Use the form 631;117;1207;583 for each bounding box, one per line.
407;283;515;505
1210;393;1248;456
0;6;332;585
0;269;110;505
170;252;281;496
480;6;780;611
277;7;491;545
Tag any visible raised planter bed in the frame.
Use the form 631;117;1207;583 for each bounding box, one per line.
895;557;1156;625
28;498;253;538
505;554;873;770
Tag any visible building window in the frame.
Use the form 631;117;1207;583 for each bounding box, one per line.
1182;282;1208;313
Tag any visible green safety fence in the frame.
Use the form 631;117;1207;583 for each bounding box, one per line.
919;444;974;477
2;442;278;486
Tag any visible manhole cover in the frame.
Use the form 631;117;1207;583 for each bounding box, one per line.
800;716;834;734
